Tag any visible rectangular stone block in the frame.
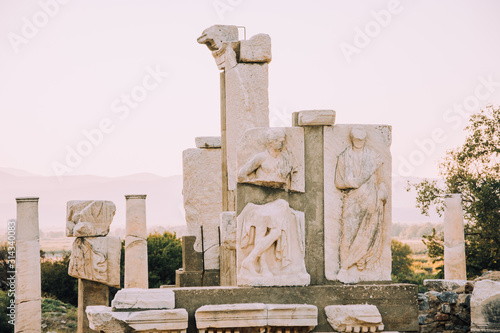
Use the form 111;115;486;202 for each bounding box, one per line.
87;306;188;332
195;137;222;149
112;288;175;310
175;269;220;288
195;303;268;329
183;148;222;270
239;34;272;63
293;110;336;126
267;304;318;327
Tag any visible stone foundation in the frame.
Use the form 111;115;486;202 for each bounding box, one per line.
172;284;418;333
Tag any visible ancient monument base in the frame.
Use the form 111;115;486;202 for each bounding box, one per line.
169;284;419;333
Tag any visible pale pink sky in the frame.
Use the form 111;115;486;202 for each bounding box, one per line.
1;0;500;179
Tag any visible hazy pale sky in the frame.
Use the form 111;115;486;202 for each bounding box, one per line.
1;0;500;179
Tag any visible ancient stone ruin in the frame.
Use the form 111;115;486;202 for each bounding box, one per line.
14;24;500;333
83;24;418;333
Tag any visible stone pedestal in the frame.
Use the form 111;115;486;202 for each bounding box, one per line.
125;194;148;289
78;279;109;333
173;284;418;333
444;194;467;280
15;197;42;333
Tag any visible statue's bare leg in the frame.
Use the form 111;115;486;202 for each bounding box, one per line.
241;227;281;276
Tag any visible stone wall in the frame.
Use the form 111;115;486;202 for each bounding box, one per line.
418;282;473;333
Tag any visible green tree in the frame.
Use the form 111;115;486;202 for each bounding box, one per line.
391;239;413;276
0;290;14;333
40;253;78;306
408;105;500;278
147;232;182;288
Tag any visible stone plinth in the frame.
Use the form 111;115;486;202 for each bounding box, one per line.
87;306;188;332
173;284;418;333
444;194;467;280
15;197;41;333
112;288;175;310
125;194;148;289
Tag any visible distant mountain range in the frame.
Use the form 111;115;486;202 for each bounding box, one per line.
0;168;441;237
0;168;185;235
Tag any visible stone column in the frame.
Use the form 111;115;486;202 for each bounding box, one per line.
197;25;271;211
444;193;467;280
78;279;109;333
15;197;41;333
125;194;148;289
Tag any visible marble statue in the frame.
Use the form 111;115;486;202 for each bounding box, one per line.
66;200;121;288
68;236;121;288
335;126;388;283
66;200;116;237
237;199;309;286
238;128;294;190
237;127;305;192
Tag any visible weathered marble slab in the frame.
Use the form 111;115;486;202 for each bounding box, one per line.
87;306;188;332
183;148;222;270
325;304;384;332
444;194;467;280
66;200;116;237
237;127;304;192
471;279;500;332
324;125;392;283
68;236;121;288
237;199;309;286
112;288;175;310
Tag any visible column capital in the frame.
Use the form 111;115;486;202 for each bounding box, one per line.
16;197;39;203
125;194;147;200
